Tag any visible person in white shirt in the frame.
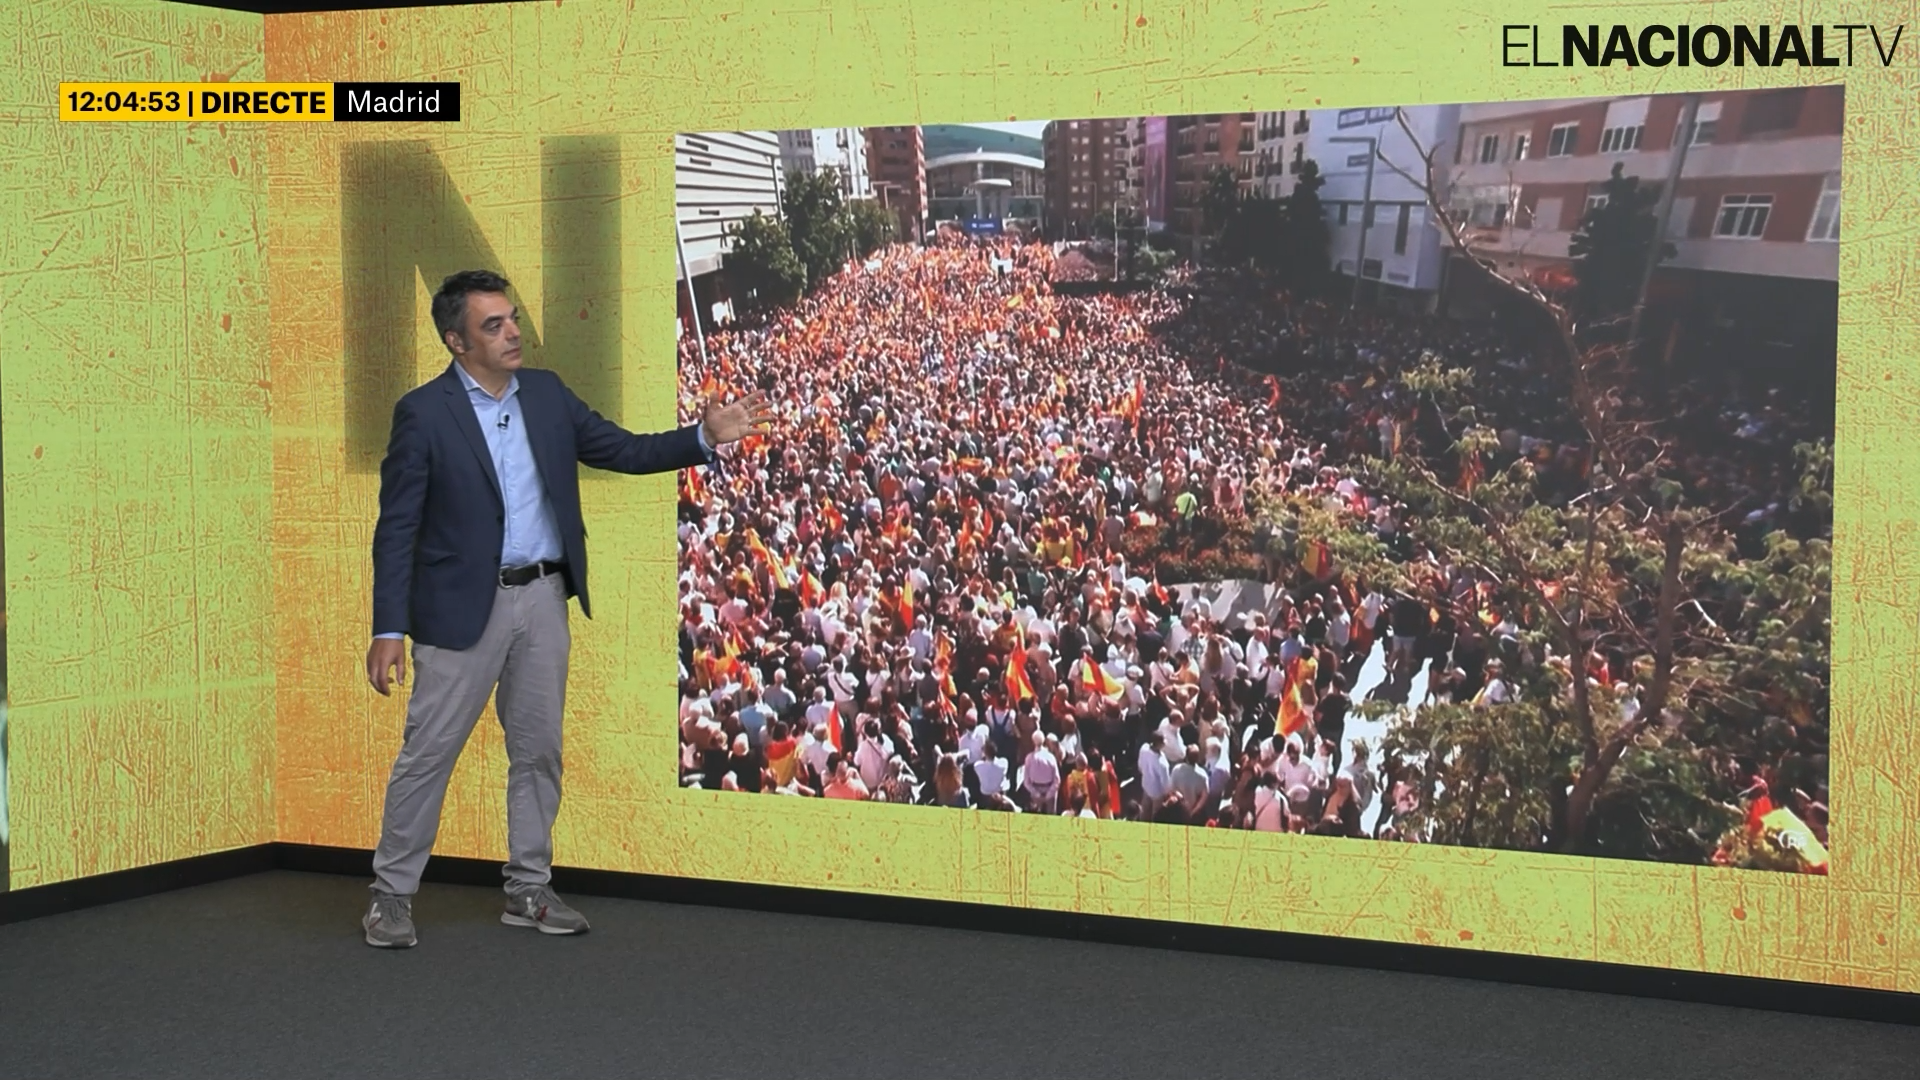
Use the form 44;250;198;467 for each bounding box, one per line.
1327;600;1352;653
1167;744;1212;825
855;720;893;791
1252;773;1287;832
907;617;935;664
1204;736;1232;806
960;719;989;764
1155;713;1187;762
1023;731;1061;814
804;688;836;736
1474;659;1512;707
800;723;834;786
1361;590;1385;637
973;743;1010;800
1136;733;1173;819
1276;738;1318;796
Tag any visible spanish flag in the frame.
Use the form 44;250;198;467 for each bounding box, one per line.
1266;375;1282;409
1078;660;1125;701
1301;539;1332;580
799;570;824;608
899;579;915;628
1006;652;1037;704
745;530;792;590
1278;679;1310;738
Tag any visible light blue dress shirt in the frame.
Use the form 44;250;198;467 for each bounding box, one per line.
375;364;713;641
455;364;564;570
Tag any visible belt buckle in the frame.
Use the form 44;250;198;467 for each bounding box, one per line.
499;566;516;588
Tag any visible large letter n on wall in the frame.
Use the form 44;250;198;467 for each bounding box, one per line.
341;137;623;471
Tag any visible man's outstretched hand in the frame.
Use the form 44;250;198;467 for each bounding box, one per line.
700;390;776;446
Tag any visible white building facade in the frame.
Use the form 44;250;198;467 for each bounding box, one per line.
776;127;872;198
1306;103;1460;308
1254;109;1312;199
675;130;784;331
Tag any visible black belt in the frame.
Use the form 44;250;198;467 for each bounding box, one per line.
499;560;567;588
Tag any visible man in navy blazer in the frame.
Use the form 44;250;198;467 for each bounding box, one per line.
360;269;769;948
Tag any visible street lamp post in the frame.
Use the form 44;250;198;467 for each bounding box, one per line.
1329;135;1378;308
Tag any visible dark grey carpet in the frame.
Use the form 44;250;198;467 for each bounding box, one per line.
0;870;1914;1078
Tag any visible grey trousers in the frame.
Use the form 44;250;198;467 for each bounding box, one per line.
371;573;570;897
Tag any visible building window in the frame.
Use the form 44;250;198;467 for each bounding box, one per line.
1807;174;1840;242
1671;100;1723;147
1337;203;1349;226
1714;194;1773;238
1547;123;1579;157
1511;133;1530;161
1584;192;1609;214
1598;124;1643;153
1741;88;1806;136
1362;202;1376;228
1393;204;1410;254
1478;134;1500;163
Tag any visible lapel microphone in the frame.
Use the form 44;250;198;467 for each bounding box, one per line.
499;413;510;432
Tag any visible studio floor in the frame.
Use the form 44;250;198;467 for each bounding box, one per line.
1;870;1916;1078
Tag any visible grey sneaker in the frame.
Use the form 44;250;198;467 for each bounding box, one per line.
502;884;591;935
363;890;417;948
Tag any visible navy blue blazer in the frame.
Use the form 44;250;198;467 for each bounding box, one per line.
372;363;709;650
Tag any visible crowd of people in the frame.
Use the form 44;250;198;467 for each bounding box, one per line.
674;237;1830;857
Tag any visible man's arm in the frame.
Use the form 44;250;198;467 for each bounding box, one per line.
371;395;430;639
560;377;714;475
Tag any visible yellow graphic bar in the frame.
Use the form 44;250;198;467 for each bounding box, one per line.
61;83;334;122
59;82;461;122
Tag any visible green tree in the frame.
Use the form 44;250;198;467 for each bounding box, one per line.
1568;161;1676;325
848;198;897;259
1093;204;1146;277
1264;109;1830;868
721;210;806;311
1277;159;1332;293
1200;166;1241;240
1220;192;1285;270
780;168;856;289
1133;244;1178;283
1299;356;1829;864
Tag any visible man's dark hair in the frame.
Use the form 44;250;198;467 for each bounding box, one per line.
430;269;513;347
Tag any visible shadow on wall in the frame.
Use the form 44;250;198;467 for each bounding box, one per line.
339;137;626;472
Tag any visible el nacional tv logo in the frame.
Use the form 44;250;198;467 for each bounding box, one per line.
334;82;461;121
1503;23;1905;67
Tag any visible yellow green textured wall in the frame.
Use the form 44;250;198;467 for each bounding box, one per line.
262;0;1915;992
1;0;274;888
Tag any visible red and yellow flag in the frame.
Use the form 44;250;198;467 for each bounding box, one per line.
1278;679;1311;738
1006;652;1036;704
1077;660;1125;700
